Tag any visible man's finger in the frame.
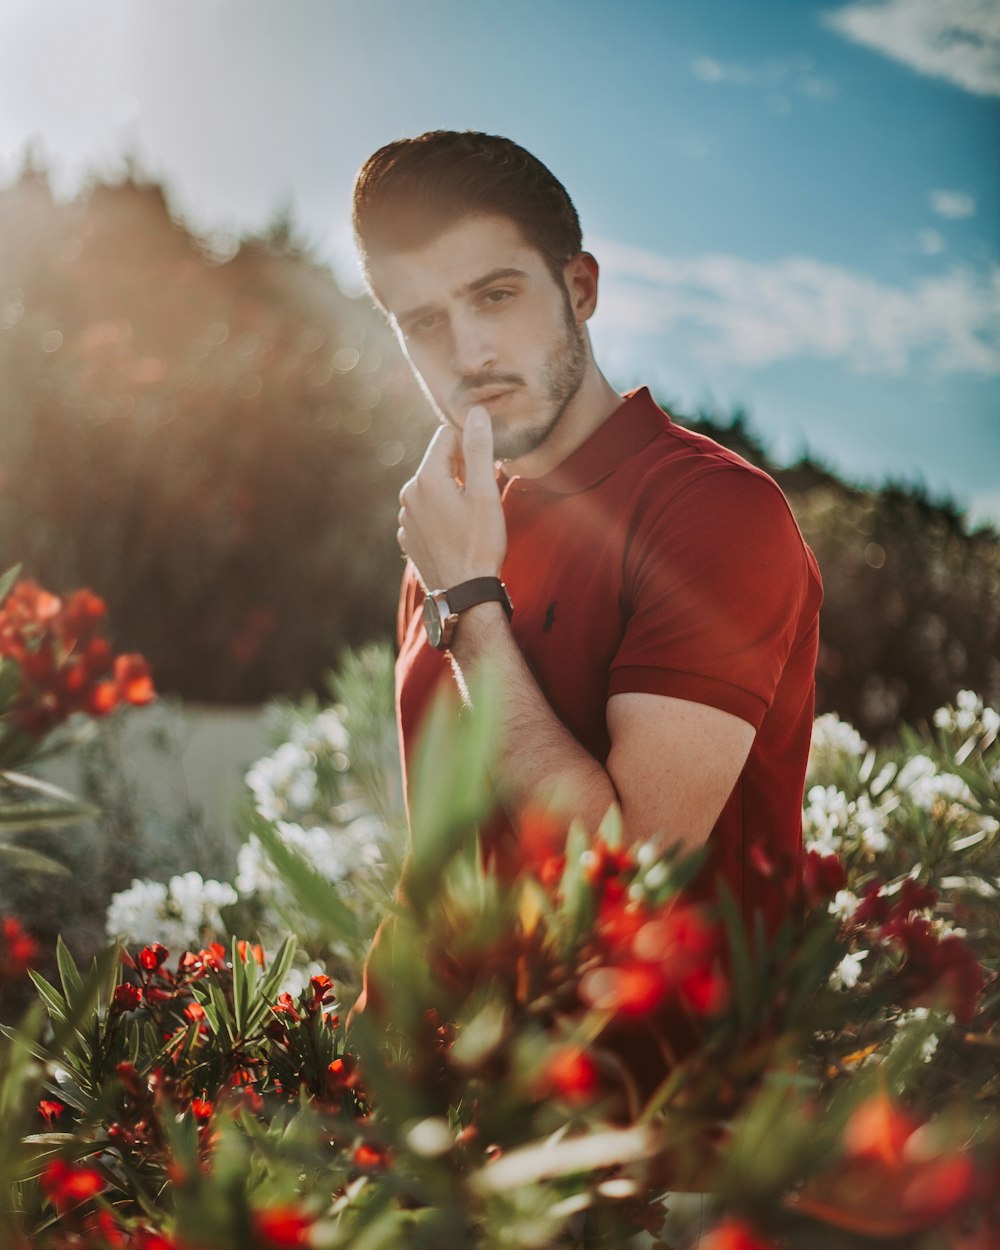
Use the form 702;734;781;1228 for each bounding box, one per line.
462;406;497;495
419;422;460;478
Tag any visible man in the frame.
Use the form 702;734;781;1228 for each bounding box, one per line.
352;130;822;941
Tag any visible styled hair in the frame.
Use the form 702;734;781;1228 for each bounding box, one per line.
352;131;582;298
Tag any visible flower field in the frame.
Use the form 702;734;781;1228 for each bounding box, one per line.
1;569;998;1249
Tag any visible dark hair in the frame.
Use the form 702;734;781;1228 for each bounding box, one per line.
352;131;583;296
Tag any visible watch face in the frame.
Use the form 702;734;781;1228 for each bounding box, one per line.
422;594;445;648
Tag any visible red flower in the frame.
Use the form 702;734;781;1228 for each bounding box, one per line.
582;838;634;900
139;943;169;972
183;1001;206;1022
253;1205;313;1247
111;983;143;1014
353;1141;389;1170
580;961;670;1017
1;916;37;977
37;1099;64;1125
40;1157;104;1210
237;939;265;965
309;973;334;1010
844;1093;918;1166
541;1047;600;1102
190;1095;213;1121
272;992;300;1021
59;589;107;644
179;942;227;975
114;653;156;705
697;1217;781;1250
803;850;847;906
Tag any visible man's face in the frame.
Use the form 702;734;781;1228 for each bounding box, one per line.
368;214;588;462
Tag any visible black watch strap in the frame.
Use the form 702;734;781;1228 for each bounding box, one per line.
446;577;513;618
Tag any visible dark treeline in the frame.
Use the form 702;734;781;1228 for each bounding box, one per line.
1;161;997;738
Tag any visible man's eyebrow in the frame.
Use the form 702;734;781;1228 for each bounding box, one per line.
396;267;529;325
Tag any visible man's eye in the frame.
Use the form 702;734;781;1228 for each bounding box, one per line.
480;288;513;306
407;314;442;337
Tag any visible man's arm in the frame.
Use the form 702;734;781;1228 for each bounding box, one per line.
397;407;755;853
451;600;754;852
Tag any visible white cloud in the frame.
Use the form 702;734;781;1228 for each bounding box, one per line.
929;188;976;219
822;0;1000;97
917;228;945;254
690;53;838;102
590;236;1000;377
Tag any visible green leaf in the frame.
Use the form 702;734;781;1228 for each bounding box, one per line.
0;769;98;830
405;668;501;903
716;883;757;1033
56;935;84;1005
0;843;69;874
28;971;68;1026
0;564;22;605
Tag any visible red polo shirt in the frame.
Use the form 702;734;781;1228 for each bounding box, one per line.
395;387;823;935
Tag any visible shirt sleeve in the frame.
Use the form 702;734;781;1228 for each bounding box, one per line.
608;466;813;729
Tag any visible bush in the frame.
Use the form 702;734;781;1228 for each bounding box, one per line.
1;604;997;1246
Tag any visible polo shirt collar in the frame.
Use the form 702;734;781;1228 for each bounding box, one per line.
500;386;668;497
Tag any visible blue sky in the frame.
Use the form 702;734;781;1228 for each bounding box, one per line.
1;0;997;521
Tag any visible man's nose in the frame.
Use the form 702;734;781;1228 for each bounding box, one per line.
450;316;497;377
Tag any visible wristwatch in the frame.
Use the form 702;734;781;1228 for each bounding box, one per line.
422;577;513;650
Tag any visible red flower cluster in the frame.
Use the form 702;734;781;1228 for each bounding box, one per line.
0;577;155;736
0;916;37;979
577;843;728;1020
40;1158;104;1211
850;879;984;1024
796;1092;976;1236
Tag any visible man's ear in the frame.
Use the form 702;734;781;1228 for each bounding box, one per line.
563;251;600;323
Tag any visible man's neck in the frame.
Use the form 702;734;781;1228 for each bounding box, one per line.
502;364;624;480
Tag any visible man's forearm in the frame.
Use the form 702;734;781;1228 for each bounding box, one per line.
449;600;620;832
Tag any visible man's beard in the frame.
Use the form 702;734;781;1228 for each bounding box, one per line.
443;296;588;462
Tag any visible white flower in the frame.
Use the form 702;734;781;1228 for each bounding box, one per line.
933;691;1000;741
939;875;998;898
803;784;849;854
854;795;889;852
245;741;317;821
105;873;237;951
870;762;896;797
291;708;349;755
892;1007;949;1063
829;889;860;920
830;949;868;990
236;814;384;905
808;713;867;772
896;754;937;791
105;879;168;943
803;785;891;856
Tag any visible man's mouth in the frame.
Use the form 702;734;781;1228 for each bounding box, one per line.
464;388;515;410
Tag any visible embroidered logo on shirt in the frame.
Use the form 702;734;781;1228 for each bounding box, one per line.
543;601;558;633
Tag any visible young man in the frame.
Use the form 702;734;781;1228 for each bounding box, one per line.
352;130;822;937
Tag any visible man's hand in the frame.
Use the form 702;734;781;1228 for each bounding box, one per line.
397;406;507;591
